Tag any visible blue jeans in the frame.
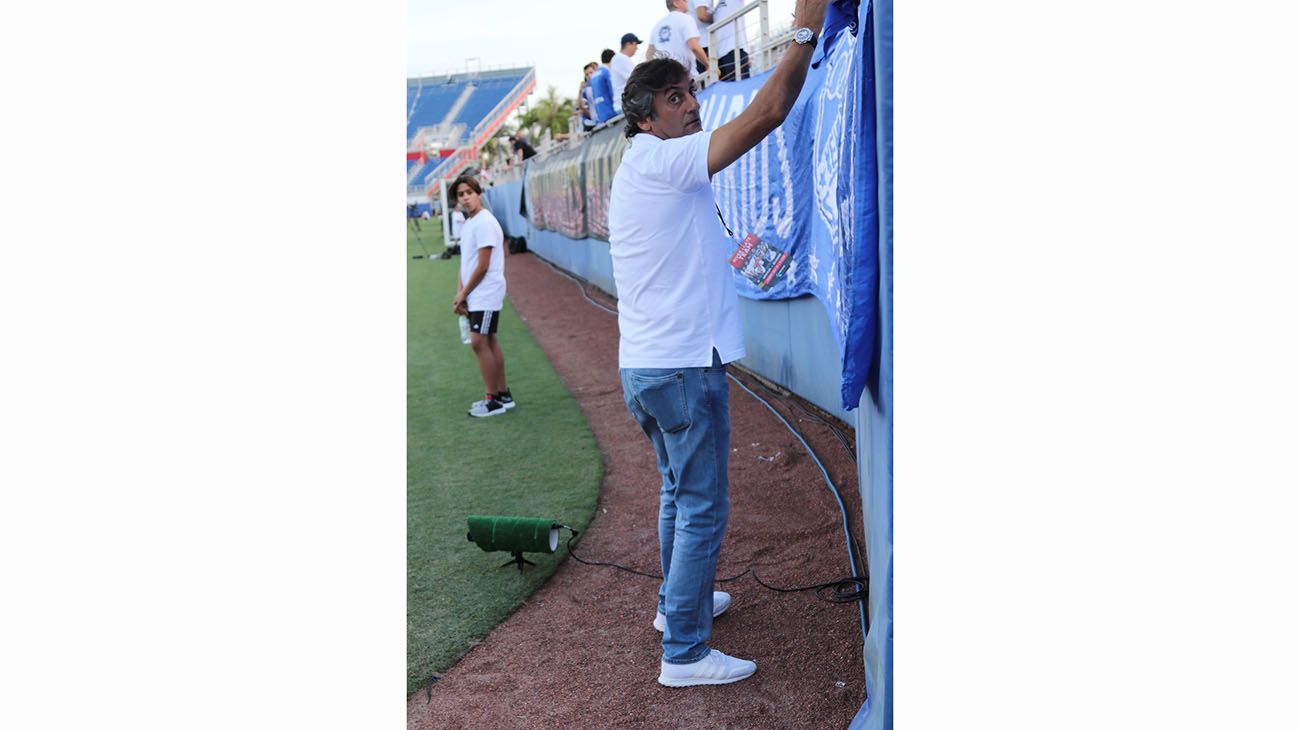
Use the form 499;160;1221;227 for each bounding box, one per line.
620;350;731;664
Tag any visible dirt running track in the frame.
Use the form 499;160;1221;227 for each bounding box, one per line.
409;250;866;729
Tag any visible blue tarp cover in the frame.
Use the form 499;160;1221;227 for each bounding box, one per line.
697;2;877;409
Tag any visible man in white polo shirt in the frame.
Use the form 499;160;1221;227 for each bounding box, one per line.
607;0;829;689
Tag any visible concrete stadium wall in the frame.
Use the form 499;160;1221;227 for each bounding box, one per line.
485;178;854;425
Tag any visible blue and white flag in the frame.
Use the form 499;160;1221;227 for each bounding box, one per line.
699;0;877;409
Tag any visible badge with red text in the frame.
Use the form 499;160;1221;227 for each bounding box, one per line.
728;233;791;291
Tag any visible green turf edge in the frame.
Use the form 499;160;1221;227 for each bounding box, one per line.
406;221;603;696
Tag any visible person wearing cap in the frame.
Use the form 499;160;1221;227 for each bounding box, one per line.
610;33;642;114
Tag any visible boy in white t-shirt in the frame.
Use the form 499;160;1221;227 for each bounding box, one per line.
451;174;515;417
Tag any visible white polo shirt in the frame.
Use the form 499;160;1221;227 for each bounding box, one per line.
457;207;506;312
608;131;745;369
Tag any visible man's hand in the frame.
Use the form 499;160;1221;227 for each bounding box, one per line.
452;292;469;315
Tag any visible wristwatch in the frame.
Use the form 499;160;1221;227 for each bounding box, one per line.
793;27;817;46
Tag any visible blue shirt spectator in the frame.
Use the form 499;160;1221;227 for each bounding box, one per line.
589;66;617;124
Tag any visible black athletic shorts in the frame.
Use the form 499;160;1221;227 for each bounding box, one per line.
467;310;500;335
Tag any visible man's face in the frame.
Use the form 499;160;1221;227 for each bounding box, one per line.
638;76;701;140
673;0;688;11
455;183;481;215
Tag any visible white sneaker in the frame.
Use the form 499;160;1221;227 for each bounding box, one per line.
658;649;757;688
653;591;732;632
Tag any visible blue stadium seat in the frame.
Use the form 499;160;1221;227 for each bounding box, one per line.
407;69;531;190
407;71;529;145
406;84;466;143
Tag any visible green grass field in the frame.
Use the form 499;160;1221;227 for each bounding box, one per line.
406;220;602;695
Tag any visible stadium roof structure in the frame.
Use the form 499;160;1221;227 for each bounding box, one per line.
406;66;535;195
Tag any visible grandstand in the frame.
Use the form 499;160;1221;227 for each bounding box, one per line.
406;67;535;203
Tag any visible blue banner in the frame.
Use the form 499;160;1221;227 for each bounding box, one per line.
699;2;877;409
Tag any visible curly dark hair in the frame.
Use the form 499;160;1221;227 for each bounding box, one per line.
451;174;482;196
621;57;692;139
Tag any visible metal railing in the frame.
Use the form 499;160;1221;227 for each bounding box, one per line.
462;4;795;185
699;0;794;88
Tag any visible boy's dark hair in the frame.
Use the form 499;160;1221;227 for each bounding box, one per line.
600;48;615;64
621;58;692;139
451;175;482;196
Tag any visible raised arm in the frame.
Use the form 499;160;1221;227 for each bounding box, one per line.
687;37;709;68
706;0;830;177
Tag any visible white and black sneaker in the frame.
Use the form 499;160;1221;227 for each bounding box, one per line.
470;393;516;412
468;398;508;418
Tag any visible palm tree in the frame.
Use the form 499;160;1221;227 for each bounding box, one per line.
516;85;574;140
480;131;512;167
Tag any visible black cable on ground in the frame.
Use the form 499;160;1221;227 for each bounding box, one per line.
563;531;865;604
536;254;619;315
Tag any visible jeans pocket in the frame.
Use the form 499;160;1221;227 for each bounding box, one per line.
630;371;691;434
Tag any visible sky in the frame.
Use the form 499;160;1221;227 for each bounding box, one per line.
407;0;796;106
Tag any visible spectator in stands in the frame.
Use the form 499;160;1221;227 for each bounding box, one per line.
610;33;642;114
606;0;831;688
513;129;537;162
705;0;750;80
689;0;712;73
645;0;708;75
451;174;516;417
590;50;618;124
577;62;599;132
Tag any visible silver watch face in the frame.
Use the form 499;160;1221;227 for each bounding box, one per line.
794;27;814;45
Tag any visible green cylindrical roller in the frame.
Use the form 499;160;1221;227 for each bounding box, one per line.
465;515;559;554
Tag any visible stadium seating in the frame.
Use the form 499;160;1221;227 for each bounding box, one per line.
406;84;464;143
407;69;532;148
449;77;522;130
407;159;430;186
407;67;534;194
